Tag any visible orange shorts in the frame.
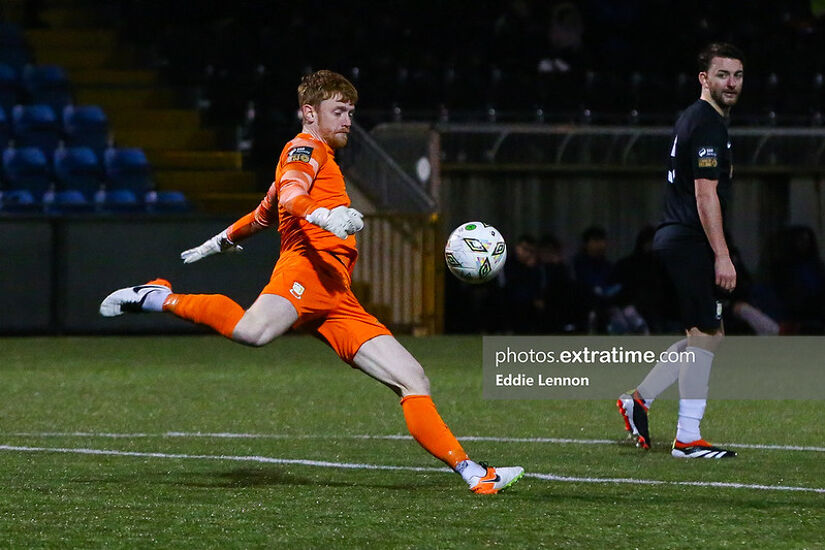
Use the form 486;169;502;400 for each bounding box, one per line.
261;249;391;363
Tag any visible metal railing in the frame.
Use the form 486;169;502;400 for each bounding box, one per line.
338;122;436;212
353;213;443;335
435;123;825;171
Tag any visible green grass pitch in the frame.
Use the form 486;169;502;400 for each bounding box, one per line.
1;335;823;548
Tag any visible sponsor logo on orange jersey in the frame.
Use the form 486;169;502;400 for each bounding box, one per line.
287;146;313;163
290;281;305;299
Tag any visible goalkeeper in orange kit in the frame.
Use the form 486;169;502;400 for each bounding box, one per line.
100;70;523;494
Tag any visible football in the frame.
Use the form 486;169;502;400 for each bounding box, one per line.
444;222;507;284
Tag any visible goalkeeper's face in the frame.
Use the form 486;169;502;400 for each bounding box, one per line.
310;96;355;149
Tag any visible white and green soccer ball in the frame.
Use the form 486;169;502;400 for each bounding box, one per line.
444;222;507;284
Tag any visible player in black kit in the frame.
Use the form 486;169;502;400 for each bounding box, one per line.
617;43;743;458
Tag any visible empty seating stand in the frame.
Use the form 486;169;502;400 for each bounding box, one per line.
98;188;140;213
146;189;190;213
12;104;61;155
2;146;51;198
22;64;72;114
63;104;109;156
0;188;39;213
45;188;95;214
104;147;151;195
54;146;103;198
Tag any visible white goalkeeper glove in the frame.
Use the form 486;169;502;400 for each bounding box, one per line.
180;229;242;264
306;206;364;239
345;207;364;233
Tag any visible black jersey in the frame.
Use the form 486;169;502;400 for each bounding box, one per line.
658;99;732;241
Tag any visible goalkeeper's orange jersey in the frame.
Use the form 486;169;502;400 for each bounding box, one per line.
253;133;357;262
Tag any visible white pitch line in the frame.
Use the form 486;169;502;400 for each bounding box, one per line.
715;442;825;452
527;472;825;493
3;432;825;453
1;444;824;494
0;444;450;473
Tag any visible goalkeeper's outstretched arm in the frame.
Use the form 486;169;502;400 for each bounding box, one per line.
179;180;278;264
181;167;364;264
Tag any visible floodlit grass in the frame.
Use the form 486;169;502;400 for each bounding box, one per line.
1;336;823;548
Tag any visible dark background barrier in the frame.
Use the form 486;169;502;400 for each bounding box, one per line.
0;216;280;334
0;219;53;331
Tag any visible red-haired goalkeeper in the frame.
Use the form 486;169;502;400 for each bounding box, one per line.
100;69;523;494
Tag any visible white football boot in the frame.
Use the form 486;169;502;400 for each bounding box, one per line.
99;279;172;317
468;463;525;494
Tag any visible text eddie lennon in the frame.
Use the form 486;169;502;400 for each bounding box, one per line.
481;337;693;400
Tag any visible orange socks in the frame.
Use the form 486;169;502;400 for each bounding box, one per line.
400;394;469;469
162;293;244;339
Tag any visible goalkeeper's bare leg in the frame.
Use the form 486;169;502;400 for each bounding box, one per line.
101;281;523;492
224;294;298;346
354;335;523;494
100;279;297;345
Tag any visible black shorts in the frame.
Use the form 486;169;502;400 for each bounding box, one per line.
653;225;722;332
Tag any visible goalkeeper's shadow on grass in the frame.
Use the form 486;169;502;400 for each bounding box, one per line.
164;467;445;491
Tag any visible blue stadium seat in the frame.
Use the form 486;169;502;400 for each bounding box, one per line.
63;105;109;156
0;188;40;213
2;146;51;197
45;189;94;215
0;63;18;113
22;65;73;114
98;188;141;213
53;147;102;198
147;190;190;213
12;104;61;155
0;106;9;149
104;147;151;194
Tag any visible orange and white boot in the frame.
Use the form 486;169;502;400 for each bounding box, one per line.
467;463;525;494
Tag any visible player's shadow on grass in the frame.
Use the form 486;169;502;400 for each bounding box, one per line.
169;467;443;491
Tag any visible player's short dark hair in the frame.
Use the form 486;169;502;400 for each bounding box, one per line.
298;70;358;108
698;42;745;72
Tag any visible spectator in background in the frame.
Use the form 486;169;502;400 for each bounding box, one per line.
536;234;580;333
537;2;585;74
573;225;617;332
499;234;544;334
609;225;667;334
444;269;503;335
769;225;825;334
723;241;780;335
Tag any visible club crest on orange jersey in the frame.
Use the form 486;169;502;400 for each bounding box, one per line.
290;281;305;299
287;146;313;163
